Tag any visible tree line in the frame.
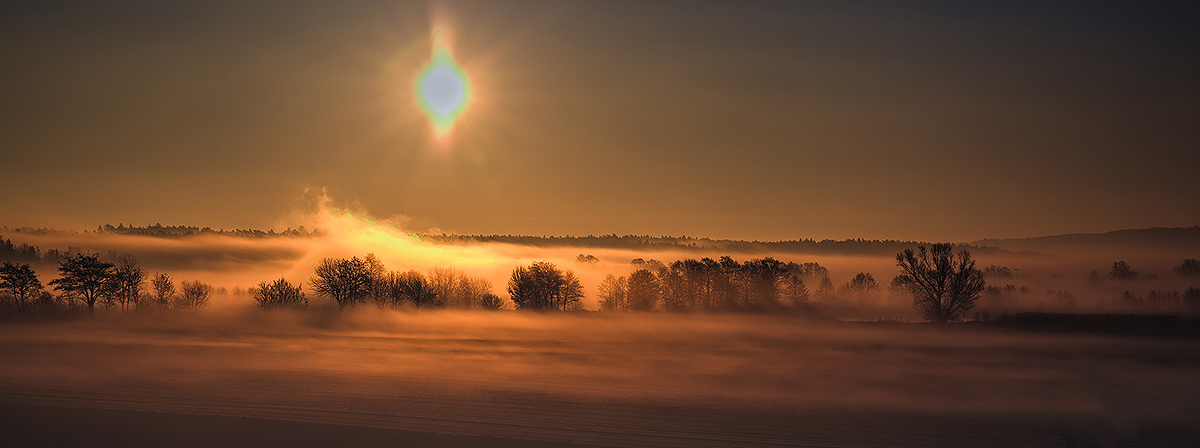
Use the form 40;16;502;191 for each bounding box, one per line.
597;257;837;312
587;244;986;323
94;223;323;238
1099;259;1200;280
425;233;1008;257
252;254;504;311
4;242;1009;323
0;235;75;267
0;253;212;316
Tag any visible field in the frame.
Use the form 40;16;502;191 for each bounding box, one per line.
3;310;1198;447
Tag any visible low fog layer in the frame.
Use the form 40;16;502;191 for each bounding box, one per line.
1;310;1196;446
3;206;1199;315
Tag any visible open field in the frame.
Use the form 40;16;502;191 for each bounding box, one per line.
2;311;1198;447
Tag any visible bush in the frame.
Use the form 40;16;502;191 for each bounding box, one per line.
253;278;307;310
175;280;213;311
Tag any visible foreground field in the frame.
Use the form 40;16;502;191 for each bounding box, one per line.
1;311;1198;447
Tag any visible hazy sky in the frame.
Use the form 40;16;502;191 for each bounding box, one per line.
2;0;1198;241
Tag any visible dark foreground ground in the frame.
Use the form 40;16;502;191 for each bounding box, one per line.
0;403;579;448
1;311;1198;447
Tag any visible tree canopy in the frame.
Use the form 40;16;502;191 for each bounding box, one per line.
507;262;583;311
48;254;114;312
893;244;986;322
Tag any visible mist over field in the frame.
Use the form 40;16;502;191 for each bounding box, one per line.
3;309;1198;447
4;0;1200;446
4;217;1200;447
5;204;1200;316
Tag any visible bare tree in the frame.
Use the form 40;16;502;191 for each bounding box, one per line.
597;274;627;311
478;293;506;310
625;269;659;311
0;262;42;312
1109;261;1138;280
781;274;808;305
363;253;388;304
1174;259;1200;277
787;262;831;300
982;265;1014;278
381;270;441;308
456;275;493;309
839;272;881;299
310;257;373;309
893;244;986;322
427;268;462;308
49;253;114;313
253;278;307;310
151;273;175;308
816;277;834;301
176;280;213;311
507;262;583;311
109;255;147;313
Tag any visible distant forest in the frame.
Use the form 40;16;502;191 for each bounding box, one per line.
7;224;1200;259
1;236;73;266
94;223;324;238
423;234;1015;257
2;224;1017;257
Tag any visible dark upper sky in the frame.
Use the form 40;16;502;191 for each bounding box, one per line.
2;0;1198;241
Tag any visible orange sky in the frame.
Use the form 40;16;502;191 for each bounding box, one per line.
2;1;1198;241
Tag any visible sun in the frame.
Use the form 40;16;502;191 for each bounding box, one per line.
416;47;470;137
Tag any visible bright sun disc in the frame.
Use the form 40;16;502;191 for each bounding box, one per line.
417;49;470;135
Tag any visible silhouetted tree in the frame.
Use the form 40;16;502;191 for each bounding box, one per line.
1120;290;1142;305
49;254;114;313
982;265;1013;278
1185;288;1200;307
1109;261;1138;280
363;253;388;304
630;258;666;272
151;273;175;308
253;278;307;310
625;269;659;311
0;262;42;312
781;274;808;305
657;267;686;311
1174;259;1200;277
427;268;462;308
840;272;880;295
1145;289;1180;306
597;274;627;311
575;254;600;264
381;270;441;308
742;257;788;309
507;262;583;311
716;256;744;308
815;276;835;302
176;280;212;311
108;255;146;313
32;291;58;312
478;293;506;310
788;261;834;302
893;244;986;322
456;275;494;309
675;259;711;309
311;257;373;309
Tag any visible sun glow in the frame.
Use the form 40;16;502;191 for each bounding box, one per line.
417;42;470;137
